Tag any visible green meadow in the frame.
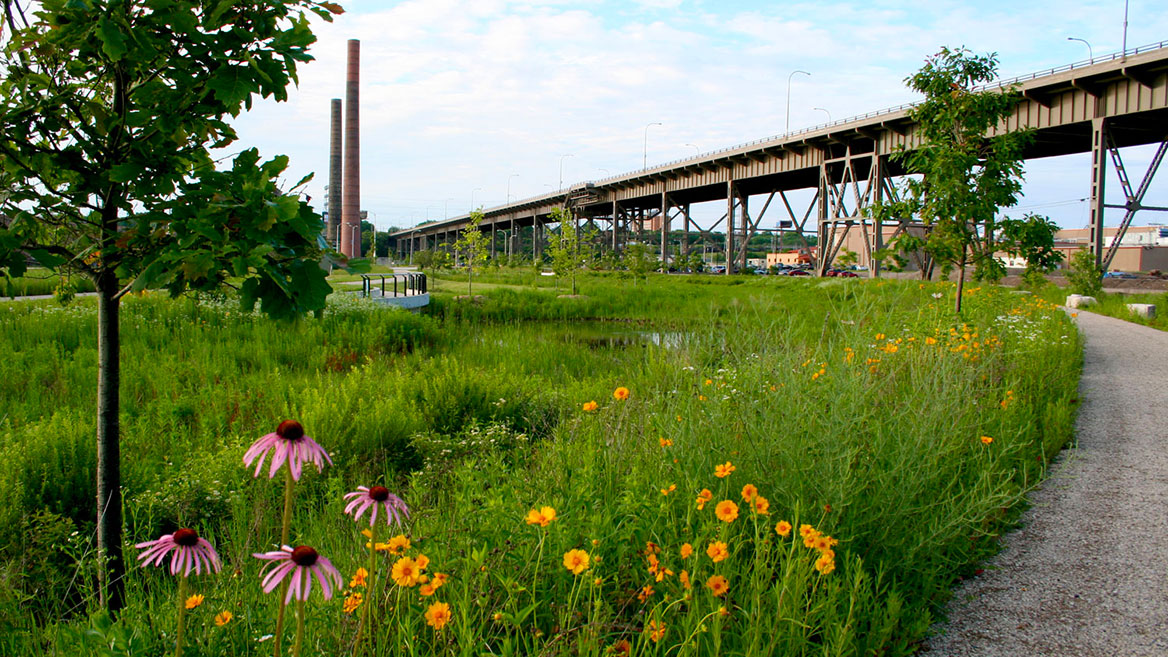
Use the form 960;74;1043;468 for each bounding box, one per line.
0;273;1080;656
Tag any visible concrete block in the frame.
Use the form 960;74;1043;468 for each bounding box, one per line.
1066;295;1097;309
1127;303;1156;319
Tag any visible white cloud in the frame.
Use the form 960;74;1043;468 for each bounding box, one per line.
227;0;1168;231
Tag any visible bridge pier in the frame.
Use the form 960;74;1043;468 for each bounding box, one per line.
1089;119;1168;271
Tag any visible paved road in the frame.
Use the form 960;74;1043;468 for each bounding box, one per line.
923;309;1168;656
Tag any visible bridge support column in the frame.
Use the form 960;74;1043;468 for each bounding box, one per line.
491;223;497;260
725;181;734;275
660;192;670;271
871;153;886;279
815;163;829;275
1088;118;1108;269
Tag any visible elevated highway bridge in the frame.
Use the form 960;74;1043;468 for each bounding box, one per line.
392;42;1168;276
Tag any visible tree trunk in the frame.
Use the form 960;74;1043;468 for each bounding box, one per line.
96;275;125;613
954;251;967;315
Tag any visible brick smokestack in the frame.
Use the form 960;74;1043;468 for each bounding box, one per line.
327;98;342;248
340;39;361;257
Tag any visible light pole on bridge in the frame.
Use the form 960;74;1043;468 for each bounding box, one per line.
643;122;662;170
786;70;810;134
506;173;519;203
813;107;831;123
1066;36;1094;61
559;154;573;190
470;188;482;213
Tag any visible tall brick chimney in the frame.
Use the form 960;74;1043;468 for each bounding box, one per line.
340;39;361;257
327;98;342;248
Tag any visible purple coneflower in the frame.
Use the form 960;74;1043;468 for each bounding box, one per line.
254;545;343;605
244;420;333;480
136;528;222;576
344;486;410;527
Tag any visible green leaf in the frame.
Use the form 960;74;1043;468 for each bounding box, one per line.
26;248;66;268
207;67;255;108
108;163;142;183
96;18;128;62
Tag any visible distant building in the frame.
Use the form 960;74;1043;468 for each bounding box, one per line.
1048;225;1168;272
767;251;812;267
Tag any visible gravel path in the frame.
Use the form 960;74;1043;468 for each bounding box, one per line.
922;309;1168;656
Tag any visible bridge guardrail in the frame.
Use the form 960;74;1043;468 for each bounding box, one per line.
360;273;427;299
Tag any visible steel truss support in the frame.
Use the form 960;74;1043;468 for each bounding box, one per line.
814;145;917;276
1090;119;1168;271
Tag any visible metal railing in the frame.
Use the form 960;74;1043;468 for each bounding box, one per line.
360;273;427;298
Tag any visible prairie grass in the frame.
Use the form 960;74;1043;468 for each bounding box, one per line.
0;275;1080;656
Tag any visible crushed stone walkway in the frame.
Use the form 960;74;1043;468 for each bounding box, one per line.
922;309;1168;656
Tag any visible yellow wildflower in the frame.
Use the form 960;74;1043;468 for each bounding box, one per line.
563;549;590;575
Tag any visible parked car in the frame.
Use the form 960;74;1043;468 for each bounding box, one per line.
1103;271;1138;279
785;269;810;277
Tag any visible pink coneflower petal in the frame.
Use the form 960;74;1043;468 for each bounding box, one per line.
245;422;332;481
343;485;410;527
136;529;221;578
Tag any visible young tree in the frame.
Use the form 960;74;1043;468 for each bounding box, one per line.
834;248;858;270
547;207;588;295
623;243;653;284
454;210;489;295
869;47;1061;312
0;0;342;612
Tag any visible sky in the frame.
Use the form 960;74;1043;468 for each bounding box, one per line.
227;0;1168;233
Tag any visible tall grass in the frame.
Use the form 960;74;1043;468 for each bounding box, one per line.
0;277;1080;655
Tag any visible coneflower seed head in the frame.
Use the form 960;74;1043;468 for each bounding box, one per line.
173;528;199;547
276;420;305;441
369;486;390;501
291;546;319;567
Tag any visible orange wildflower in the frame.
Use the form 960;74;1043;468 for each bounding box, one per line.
715;500;739;523
753;495;770;515
679;543;693;559
583;400;599;412
525;506;556;527
740;484;758;501
563;549;590;575
613;387;630;401
775;520;792;537
425;601;452;630
647;619;666;642
705;574;729;597
696;488;713;510
706;541;729;562
714;462;735;478
391;557;421;587
659;437;673;447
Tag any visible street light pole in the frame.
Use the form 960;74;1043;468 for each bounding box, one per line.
444;197;454;220
507;173;519;202
685;143;700;154
1067;36;1094;61
643;122;662;169
1122;0;1129;60
813;107;831;123
470;187;482;212
786;70;810;134
559;154;574;190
